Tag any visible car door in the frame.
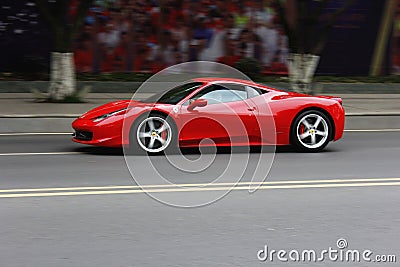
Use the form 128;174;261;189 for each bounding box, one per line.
243;85;276;144
177;83;260;147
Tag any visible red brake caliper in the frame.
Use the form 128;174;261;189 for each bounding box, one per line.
161;124;167;140
299;123;305;135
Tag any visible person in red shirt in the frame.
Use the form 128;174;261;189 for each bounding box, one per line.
133;32;151;72
74;37;93;73
217;39;241;67
111;31;129;72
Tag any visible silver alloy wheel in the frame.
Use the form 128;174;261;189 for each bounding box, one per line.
296;113;329;149
136;116;172;153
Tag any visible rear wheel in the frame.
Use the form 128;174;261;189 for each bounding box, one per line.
291;110;332;152
130;114;177;155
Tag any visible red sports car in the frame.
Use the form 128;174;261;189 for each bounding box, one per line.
72;78;344;153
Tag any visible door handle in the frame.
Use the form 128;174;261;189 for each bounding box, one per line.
247;107;256;111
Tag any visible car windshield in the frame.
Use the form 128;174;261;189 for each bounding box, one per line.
142;82;204;104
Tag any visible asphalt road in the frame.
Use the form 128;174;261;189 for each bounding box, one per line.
1;131;400;266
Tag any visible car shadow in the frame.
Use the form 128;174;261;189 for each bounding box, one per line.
73;145;338;156
74;146;124;156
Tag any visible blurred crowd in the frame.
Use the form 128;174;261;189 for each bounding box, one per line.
73;0;289;74
392;1;400;75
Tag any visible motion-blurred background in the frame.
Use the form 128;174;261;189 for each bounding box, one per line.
0;0;398;77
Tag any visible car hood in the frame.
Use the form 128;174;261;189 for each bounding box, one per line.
79;100;170;120
79;100;132;120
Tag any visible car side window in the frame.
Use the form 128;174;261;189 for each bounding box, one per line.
246;86;261;98
191;84;247;105
245;85;268;98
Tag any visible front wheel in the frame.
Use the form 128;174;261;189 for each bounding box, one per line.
130;114;177;155
291;110;332;152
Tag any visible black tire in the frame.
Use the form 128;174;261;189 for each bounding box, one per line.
290;110;332;152
128;114;178;155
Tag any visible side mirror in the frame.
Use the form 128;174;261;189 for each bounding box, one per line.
188;99;207;111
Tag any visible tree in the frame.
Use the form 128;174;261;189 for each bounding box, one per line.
274;0;355;93
35;0;94;100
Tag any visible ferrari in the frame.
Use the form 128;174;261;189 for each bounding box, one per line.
72;78;344;153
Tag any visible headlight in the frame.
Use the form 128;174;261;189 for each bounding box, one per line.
93;108;128;122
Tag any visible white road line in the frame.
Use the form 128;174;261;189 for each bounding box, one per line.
1;181;400;198
0;114;79;118
0;152;82;156
1;177;400;193
346;112;400;116
0;133;72;136
344;129;400;132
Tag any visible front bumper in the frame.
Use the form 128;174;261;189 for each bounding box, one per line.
72;117;124;147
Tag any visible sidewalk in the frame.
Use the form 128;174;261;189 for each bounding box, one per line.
0;93;399;133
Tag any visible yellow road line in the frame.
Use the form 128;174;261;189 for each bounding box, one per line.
2;177;400;193
1;181;400;198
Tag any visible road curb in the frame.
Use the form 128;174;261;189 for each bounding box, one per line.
0;117;75;133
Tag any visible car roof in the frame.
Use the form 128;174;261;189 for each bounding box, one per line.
190;77;278;92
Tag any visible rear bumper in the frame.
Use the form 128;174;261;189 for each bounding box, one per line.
333;106;345;141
